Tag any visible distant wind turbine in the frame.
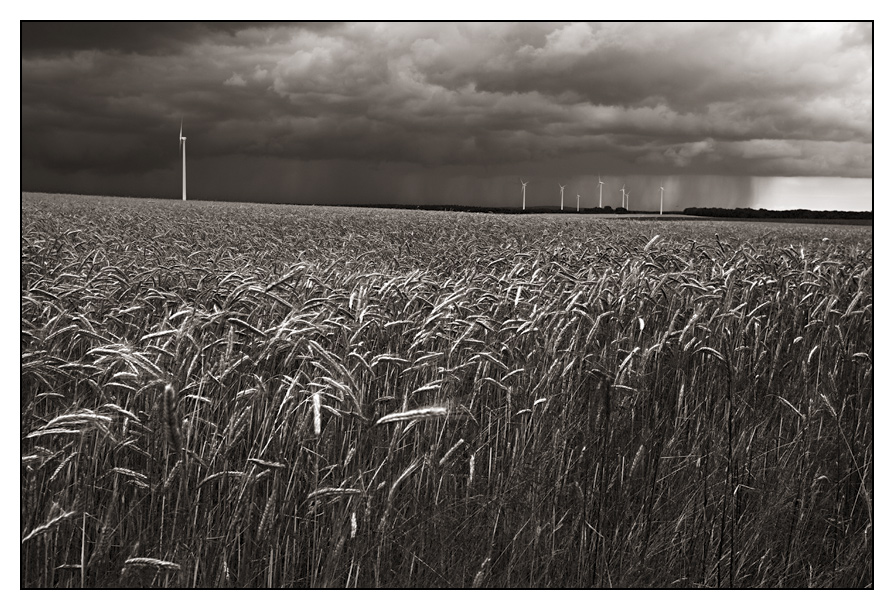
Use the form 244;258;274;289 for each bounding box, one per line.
520;179;528;211
598;175;605;208
576;193;580;212
559;184;566;211
179;119;187;201
620;184;626;209
659;182;664;215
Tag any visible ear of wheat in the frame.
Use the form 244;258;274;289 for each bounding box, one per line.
163;384;182;455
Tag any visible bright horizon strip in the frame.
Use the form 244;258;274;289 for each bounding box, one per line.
504;175;871;212
751;177;871;212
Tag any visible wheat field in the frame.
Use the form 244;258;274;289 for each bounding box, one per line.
21;192;872;588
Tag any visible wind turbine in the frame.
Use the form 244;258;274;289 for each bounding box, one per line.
620;184;626;209
659;182;664;215
179;119;187;201
576;193;580;212
559;183;566;211
520;179;528;211
598;175;605;208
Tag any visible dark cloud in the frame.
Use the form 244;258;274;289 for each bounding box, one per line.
23;22;235;56
20;22;333;57
21;22;872;208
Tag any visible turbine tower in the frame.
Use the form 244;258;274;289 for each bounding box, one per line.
626;189;630;211
576;193;580;212
659;183;664;215
559;184;566;211
520;179;528;211
620;184;626;210
179;119;187;201
598;175;605;208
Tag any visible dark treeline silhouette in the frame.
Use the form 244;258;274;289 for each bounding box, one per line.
682;207;872;220
304;200;871;220
318;203;635;214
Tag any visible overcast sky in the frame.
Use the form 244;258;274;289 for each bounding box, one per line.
21;21;872;211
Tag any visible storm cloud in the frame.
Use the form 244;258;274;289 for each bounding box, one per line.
21;22;872;208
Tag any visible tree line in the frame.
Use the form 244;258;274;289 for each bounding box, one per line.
681;207;872;220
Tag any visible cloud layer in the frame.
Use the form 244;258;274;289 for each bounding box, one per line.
22;22;872;205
